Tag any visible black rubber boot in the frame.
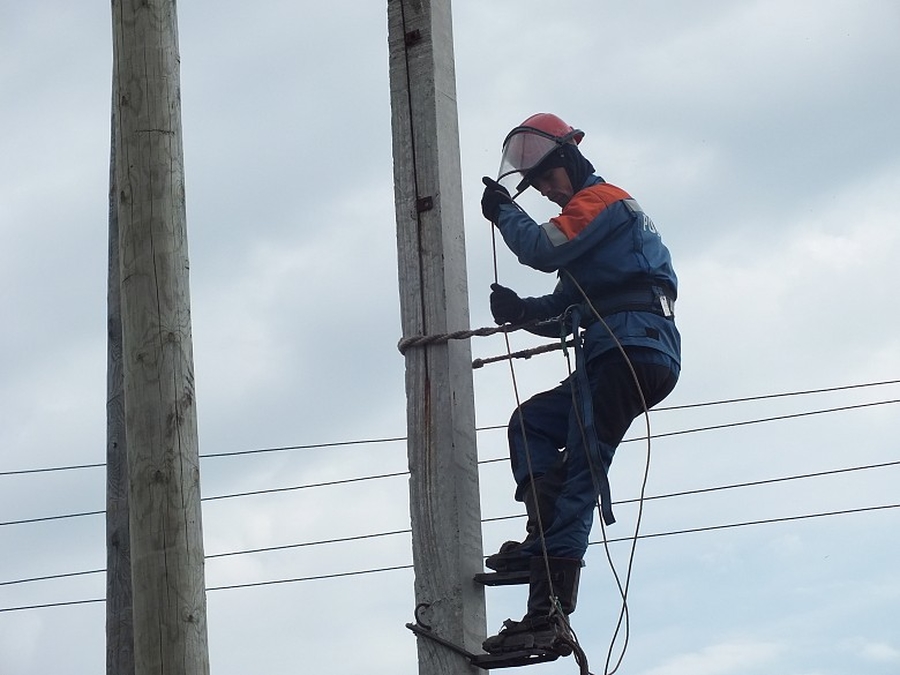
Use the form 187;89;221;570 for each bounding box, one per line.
526;555;581;617
485;471;562;573
482;556;582;655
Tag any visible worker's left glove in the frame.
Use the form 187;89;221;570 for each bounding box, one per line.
490;283;526;325
481;176;512;224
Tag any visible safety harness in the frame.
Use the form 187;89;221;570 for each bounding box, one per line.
564;282;675;526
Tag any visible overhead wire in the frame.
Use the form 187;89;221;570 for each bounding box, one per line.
3;396;898;529
652;378;900;412
2;373;898;632
478;397;900;465
2;509;105;528
1;378;897;479
3;501;897;615
8;456;900;595
5;458;898;595
4;457;898;589
0;435;409;478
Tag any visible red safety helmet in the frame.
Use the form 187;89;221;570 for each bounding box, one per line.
497;113;584;193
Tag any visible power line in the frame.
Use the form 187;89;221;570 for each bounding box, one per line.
2;501;897;614
595;502;900;545
640;398;900;442
0;530;416;590
477;397;900;467
201;435;407;460
427;396;900;440
0;509;105;528
0;437;408;479
2;377;897;478
652;378;900;412
4;459;898;591
181;505;900;587
0;597;106;613
201;470;409;503
1;389;897;620
206;528;411;559
0;568;105;587
205;563;414;592
482;458;900;521
0;462;105;477
3;397;898;528
190;397;900;503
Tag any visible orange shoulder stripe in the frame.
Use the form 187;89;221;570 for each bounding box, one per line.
549;183;632;241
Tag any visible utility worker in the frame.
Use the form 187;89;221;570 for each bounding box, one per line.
479;113;681;656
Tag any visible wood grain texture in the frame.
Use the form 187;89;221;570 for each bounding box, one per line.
111;1;209;672
388;1;486;673
107;84;135;675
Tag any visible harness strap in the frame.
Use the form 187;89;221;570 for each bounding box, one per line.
568;307;616;526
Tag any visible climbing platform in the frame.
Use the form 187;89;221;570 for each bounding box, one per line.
473;569;529;586
471;648;563;669
407;597;590;672
406;618;563;670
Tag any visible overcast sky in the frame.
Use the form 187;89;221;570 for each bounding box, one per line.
2;1;899;674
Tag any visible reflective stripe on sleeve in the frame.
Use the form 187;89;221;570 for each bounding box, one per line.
622;198;642;214
541;221;570;246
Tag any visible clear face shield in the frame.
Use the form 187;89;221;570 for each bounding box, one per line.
496;126;580;196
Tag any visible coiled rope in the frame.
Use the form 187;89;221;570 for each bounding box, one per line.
396;319;548;355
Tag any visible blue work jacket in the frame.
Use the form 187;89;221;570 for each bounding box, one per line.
494;175;681;367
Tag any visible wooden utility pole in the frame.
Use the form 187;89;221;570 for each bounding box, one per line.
107;81;135;675
110;1;210;673
388;1;486;673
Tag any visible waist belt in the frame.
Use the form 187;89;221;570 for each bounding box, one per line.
581;284;675;321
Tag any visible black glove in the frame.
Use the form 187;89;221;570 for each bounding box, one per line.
489;283;526;325
481;176;512;223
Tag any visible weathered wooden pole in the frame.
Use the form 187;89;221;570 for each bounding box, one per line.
387;1;486;673
106;77;135;675
110;0;210;673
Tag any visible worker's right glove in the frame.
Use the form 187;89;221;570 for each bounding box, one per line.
481;176;512;224
489;283;526;325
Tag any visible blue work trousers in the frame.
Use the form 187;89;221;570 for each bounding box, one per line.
507;347;679;560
